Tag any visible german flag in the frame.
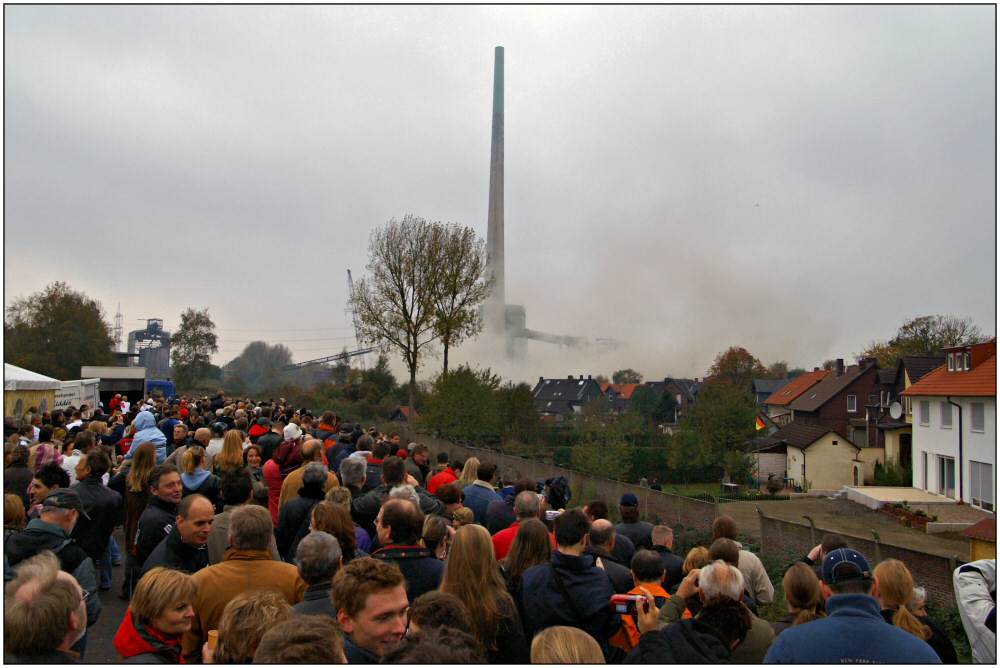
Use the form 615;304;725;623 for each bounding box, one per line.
755;416;766;431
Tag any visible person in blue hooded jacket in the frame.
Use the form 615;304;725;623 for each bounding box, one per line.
123;411;166;464
178;445;222;514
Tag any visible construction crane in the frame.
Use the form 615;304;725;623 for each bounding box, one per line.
347;269;367;371
282;347;376;371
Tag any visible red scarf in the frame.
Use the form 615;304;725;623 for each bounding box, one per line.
113;608;185;663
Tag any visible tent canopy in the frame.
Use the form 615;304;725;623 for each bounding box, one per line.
4;364;61;391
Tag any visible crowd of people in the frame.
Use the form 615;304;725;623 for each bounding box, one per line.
3;391;996;663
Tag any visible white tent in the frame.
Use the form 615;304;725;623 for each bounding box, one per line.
4;363;61;391
4;363;60;419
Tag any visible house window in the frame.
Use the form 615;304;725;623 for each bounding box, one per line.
940;402;952;429
948;354;955;371
971;403;985;432
847;394;857;412
965;353;971;370
938;456;956;499
919;401;929;426
922;451;928;490
971;461;994;512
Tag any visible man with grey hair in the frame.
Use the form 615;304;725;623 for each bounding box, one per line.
338;456;367;501
166;427;214;470
585;519;634;593
277;462;329;561
388;484;420;508
659;560;775;663
3;551;89;663
184;505;306;661
292;531;342;618
491;489;548;560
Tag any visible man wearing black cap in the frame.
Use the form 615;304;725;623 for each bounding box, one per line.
616;493;653;550
4;488;103;629
763;548;941;663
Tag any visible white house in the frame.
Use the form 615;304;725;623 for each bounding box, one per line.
901;340;996;512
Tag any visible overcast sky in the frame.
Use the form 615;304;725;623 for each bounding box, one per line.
4;5;996;385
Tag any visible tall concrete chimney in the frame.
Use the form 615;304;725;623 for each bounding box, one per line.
486;46;505;332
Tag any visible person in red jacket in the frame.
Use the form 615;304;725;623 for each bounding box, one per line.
426;453;458;494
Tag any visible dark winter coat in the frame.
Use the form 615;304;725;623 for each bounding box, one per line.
584;545;634;594
256;431;283;463
69;475;123;563
652;544;686;593
520;551;622;661
139;525;209;578
134;496;178;568
879;607;958;663
462;481;502;525
276;485;325;560
352;484;445;539
623;618;732;664
292;582;337;617
371;544;444;602
483;496;517;535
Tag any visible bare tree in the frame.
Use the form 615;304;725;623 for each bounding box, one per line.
350;216;441;416
430;223;494;377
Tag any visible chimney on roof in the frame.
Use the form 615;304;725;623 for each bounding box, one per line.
836;359;844;376
579;375;584;380
587;375;592;380
539;377;543;384
567;374;573;380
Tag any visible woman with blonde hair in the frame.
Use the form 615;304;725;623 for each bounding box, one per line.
457;457;480;489
211;589;294;663
213;429;245;476
113;567;196;663
681;546;710;616
771;562;825;636
531;625;605;664
181;445;222;512
874;558;956;662
439;523;528;662
452;506;475;529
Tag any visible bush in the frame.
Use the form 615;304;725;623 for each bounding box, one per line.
766;478;783;497
874;458;913;487
925;600;972;663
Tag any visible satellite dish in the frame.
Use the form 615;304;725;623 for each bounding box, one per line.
889;402;903;420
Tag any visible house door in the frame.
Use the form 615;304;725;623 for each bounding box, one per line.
899;434;912;468
938;456;956;499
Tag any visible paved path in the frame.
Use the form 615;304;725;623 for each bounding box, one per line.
718;496;971;561
84;528;130;663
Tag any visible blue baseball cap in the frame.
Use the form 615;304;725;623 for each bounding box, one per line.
822;548;873;584
620;493;639;506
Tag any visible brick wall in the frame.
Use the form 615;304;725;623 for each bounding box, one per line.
759;514;964;607
406;431;718;533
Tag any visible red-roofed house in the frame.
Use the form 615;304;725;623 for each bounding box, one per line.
601;383;641;414
764;369;832;426
389;405;420;422
962;518;996;560
901;340;996;511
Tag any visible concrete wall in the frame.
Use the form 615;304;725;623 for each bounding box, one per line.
404;429;719;533
759;513;965;607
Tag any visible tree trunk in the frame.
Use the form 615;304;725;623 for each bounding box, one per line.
442;340;450;377
409;365;417;421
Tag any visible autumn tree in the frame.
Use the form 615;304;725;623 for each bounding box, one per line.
224;341;292;394
350;216;443;417
707;346;766;391
612;368;643;384
859;315;989;368
429;223;494;377
171;308;218;390
673;383;758;482
4;282;113;379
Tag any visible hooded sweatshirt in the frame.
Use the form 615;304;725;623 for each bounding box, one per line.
126;412;167;463
113;608;185;663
